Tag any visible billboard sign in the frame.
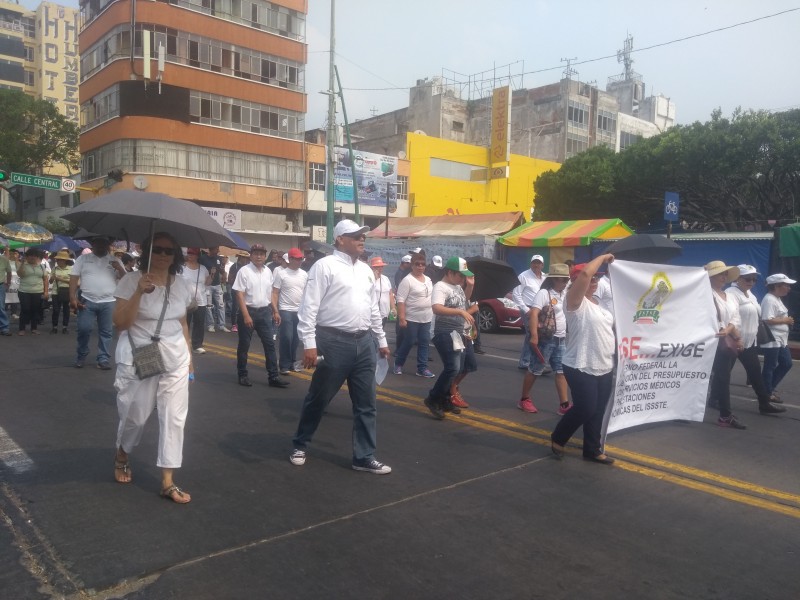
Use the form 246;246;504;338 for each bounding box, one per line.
334;147;398;207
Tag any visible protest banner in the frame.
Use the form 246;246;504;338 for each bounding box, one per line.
607;260;719;434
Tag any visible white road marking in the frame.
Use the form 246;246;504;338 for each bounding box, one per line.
0;426;34;473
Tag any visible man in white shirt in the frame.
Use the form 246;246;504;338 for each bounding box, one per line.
69;236;126;369
232;244;289;389
290;220;392;475
512;254;547;369
272;247;308;374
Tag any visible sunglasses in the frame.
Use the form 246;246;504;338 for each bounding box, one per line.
151;246;175;256
741;277;757;282
342;233;366;241
413;262;426;267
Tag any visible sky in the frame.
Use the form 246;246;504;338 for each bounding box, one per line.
304;0;800;130
36;0;800;130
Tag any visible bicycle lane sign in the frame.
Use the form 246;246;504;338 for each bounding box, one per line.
664;191;679;222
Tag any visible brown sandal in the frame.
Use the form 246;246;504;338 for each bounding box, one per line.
160;484;191;504
114;460;132;483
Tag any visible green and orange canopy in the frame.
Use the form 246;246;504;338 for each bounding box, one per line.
498;218;632;247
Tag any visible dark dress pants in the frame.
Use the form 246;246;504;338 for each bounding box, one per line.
552;365;614;458
236;306;280;380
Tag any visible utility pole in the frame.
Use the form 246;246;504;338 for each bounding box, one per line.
325;0;336;243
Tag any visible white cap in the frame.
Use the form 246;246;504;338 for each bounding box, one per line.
766;273;796;285
530;254;544;263
401;254;412;264
282;253;289;263
432;255;443;268
333;219;370;238
737;264;759;277
411;247;423;254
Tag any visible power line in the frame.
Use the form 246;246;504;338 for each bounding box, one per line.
341;8;800;92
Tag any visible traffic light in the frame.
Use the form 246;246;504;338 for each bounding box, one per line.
108;169;123;182
0;170;8;183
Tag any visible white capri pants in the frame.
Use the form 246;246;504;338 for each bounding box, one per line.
114;362;190;468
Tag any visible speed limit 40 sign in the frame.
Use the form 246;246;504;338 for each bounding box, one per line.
60;178;76;193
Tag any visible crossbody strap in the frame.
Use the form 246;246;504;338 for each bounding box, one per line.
128;278;171;352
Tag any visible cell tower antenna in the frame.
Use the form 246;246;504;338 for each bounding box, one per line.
617;34;634;80
369;106;378;117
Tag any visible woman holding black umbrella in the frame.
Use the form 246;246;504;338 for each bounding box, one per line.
112;233;195;504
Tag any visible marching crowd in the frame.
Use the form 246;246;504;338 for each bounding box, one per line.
0;226;795;502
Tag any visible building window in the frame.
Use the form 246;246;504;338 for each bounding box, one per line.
80;84;120;130
568;100;589;129
452;121;464;132
186;90;303;140
566;134;588;158
597;109;617;134
82;139;305;190
24;46;33;62
396;175;408;201
620;131;642;150
309;162;325;191
81;24;305;95
24;70;34;86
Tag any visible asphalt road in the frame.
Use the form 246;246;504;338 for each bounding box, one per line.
1;324;799;600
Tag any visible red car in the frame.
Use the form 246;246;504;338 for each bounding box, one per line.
477;295;523;333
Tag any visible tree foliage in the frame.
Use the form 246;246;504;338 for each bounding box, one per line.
533;109;800;231
0;89;80;175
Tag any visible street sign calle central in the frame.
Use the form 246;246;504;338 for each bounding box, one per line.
11;172;76;193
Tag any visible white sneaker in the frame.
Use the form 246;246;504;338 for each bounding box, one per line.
193;347;207;354
207;326;216;333
219;326;231;333
293;360;304;372
289;449;306;466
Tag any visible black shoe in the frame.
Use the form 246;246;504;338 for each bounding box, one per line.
268;378;290;388
423;396;445;420
74;359;85;368
584;454;615;465
62;327;68;334
443;402;461;415
759;403;786;415
50;327;57;334
238;376;252;387
473;347;486;355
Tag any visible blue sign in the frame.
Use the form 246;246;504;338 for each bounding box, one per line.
664;192;679;222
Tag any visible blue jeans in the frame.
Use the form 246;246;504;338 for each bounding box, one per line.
292;329;378;461
430;331;465;402
552;366;613;458
394;320;431;373
0;283;8;333
279;310;300;371
236;306;280;380
761;346;792;395
76;299;114;364
205;284;226;328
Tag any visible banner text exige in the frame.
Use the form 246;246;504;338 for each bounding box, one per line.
607;260;719;434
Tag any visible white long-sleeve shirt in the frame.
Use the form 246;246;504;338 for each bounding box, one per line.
512;269;546;313
297;249;387;350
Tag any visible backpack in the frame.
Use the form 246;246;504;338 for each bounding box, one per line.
537;291;556;340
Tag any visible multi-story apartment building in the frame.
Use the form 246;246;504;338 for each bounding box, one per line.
78;0;308;249
344;75;675;165
0;1;79;218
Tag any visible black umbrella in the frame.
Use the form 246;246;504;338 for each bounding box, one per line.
604;234;682;263
63;191;236;248
464;256;519;301
307;240;335;256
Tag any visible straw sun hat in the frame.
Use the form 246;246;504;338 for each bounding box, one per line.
704;261;740;281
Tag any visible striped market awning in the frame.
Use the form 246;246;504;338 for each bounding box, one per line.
498;218;633;247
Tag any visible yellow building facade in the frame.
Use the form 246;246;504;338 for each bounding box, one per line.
405;132;559;218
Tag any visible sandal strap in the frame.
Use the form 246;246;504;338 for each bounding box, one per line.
114;460;131;473
161;484;185;498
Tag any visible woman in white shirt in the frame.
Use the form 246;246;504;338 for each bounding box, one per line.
112;233;195;504
706;261;746;430
394;252;434;377
517;264;571;415
551;254;616;464
727;266;785;414
179;248;211;354
760;273;796;401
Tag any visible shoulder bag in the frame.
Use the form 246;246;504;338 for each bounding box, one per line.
129;279;171;380
537;291;557;341
714;293;740;357
756;320;776;346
